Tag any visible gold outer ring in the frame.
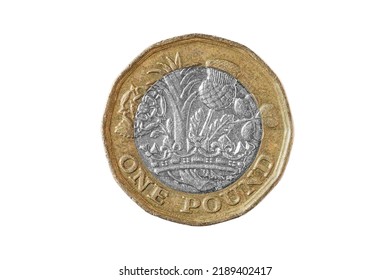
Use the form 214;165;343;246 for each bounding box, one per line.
103;34;293;226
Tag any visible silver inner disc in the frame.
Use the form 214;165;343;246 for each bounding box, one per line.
134;67;262;193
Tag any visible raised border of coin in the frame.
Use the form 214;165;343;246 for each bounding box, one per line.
103;34;293;225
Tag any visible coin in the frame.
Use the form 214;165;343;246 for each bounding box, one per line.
103;34;293;225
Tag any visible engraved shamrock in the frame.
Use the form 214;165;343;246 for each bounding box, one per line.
233;96;253;118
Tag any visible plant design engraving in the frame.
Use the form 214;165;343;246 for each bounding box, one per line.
147;52;182;74
260;103;279;128
115;84;144;138
117;54;262;193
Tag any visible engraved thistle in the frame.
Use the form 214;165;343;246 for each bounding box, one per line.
118;55;262;193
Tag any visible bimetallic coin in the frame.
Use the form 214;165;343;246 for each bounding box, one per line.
103;34;293;225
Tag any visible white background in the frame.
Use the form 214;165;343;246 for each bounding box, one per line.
1;1;389;279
